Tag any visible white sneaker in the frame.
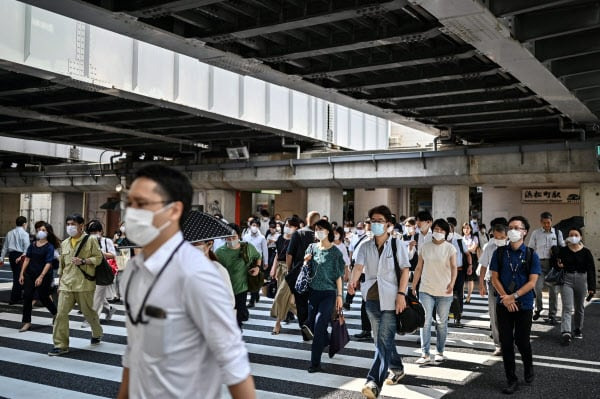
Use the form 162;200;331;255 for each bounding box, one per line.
105;306;116;321
81;320;89;328
434;353;445;362
415;355;431;365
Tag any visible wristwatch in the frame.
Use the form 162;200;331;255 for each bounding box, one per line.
81;259;86;265
513;292;519;300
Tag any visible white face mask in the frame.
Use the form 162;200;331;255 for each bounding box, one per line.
284;227;292;235
334;233;340;241
507;229;522;243
315;230;327;241
407;226;415;234
36;231;48;240
446;232;454;241
119;225;126;233
250;226;259;234
66;225;79;237
494;238;507;247
344;227;350;233
567;236;581;245
226;239;239;248
276;226;281;232
124;203;172;247
432;232;446;241
356;229;365;236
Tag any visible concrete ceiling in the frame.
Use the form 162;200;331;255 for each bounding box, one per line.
18;0;600;147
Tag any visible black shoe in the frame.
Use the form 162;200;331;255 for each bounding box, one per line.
301;325;314;341
525;372;534;383
91;337;102;346
502;380;519;394
545;316;556;325
573;328;583;339
308;365;322;373
455;319;462;327
247;301;255;308
560;333;571;346
342;303;351;310
532;311;541;321
354;330;372;341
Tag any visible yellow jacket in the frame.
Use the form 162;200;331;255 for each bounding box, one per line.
58;234;103;292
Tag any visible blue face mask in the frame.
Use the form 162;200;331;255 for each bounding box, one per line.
371;222;386;237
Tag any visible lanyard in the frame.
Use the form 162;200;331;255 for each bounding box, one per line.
507;247;524;277
125;240;185;325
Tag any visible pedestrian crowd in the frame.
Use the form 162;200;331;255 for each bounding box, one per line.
1;165;596;398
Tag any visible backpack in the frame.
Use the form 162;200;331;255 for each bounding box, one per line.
391;238;425;333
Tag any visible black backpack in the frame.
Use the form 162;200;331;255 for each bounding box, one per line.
74;235;115;286
391;238;425;333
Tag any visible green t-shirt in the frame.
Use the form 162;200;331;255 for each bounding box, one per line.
306;244;345;292
215;243;261;295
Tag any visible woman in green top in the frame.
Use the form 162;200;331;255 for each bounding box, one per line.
215;223;261;329
301;219;345;373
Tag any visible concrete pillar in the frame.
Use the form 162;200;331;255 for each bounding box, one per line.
398;187;411;218
307;188;343;225
275;189;307;220
0;193;20;235
354;188;399;223
581;183;600;296
50;193;83;239
202;189;237;223
432;185;469;225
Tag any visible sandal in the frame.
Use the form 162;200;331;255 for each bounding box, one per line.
271;322;281;335
19;323;31;333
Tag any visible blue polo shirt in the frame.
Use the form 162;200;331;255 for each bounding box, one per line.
489;243;541;310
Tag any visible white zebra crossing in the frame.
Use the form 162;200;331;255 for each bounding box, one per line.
0;292;540;398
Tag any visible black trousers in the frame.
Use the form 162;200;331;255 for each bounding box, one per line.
360;299;372;332
8;251;24;303
496;305;534;383
22;273;56;323
234;291;249;327
293;289;309;328
453;267;466;316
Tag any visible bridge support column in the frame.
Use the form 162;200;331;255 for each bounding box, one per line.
581;183;600;296
432;185;469;225
200;190;237;223
50;193;84;237
307;188;343;226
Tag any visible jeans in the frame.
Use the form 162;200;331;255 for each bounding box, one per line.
534;259;558;317
419;292;453;356
307;289;335;366
496;305;533;383
365;300;403;388
486;280;500;348
561;272;588;334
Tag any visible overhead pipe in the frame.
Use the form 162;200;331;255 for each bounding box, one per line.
179;142;198;164
558;117;586;142
110;151;124;171
281;137;301;159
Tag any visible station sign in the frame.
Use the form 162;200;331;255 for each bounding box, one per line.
521;189;580;204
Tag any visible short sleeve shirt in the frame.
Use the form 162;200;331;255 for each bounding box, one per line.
307;244;345;291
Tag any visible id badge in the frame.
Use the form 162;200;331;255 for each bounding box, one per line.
508;280;516;293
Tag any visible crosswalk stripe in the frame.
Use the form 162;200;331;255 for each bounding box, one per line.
0;289;508;398
0;375;106;399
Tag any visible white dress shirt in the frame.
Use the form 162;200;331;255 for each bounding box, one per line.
243;232;268;265
478;241;499;281
528;227;565;259
120;232;250;398
1;226;30;258
355;236;410;311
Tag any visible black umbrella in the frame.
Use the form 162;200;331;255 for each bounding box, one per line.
182;211;234;243
554;216;584;238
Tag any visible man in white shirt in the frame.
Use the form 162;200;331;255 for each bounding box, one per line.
243;218;268;307
117;164;255;399
1;216;30;305
348;206;410;399
528;211;565;324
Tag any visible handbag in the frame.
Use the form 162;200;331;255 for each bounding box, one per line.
295;244;317;294
328;310;350;358
391;238;425;334
545;267;565;285
74;235;115;286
